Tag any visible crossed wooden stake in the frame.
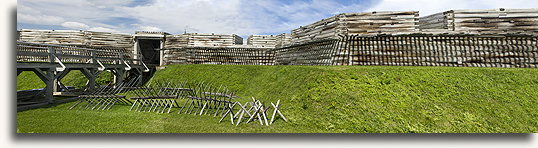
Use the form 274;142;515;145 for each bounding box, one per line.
270;99;287;124
219;98;287;126
69;77;138;110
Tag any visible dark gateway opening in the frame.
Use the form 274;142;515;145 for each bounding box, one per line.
138;39;161;65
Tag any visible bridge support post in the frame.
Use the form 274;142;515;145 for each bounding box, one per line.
112;68;125;87
53;68;71;93
31;68;55;103
81;68;99;92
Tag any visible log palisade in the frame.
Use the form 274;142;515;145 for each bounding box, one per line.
291;11;420;44
17;9;538;68
419;8;538;35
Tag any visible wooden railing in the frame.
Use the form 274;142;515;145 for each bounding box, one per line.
17;41;147;69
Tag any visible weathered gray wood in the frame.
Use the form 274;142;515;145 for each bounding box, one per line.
163;47;274;65
19;29;134;49
270;100;287;123
219;102;236;123
419;8;538;35
247;35;277;48
261;104;269;126
235;103;246;126
246;103;262;124
199;101;208;115
291;11;419;44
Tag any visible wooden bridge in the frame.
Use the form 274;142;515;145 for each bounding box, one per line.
17;41;153;107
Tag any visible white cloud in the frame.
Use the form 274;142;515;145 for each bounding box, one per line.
367;0;538;16
237;0;372;35
17;0;538;36
88;27;119;33
18;0;132;33
17;5;65;25
18;13;65;25
137;26;162;32
61;22;90;30
122;0;250;35
18;0;375;36
132;24;163;32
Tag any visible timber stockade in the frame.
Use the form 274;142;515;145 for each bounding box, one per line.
271;34;538;67
16;8;538;108
160;8;538;67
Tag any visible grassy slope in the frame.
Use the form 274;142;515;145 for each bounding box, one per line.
17;65;538;133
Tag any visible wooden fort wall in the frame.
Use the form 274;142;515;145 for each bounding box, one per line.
275;33;292;48
291;11;419;44
164;33;244;48
18;9;538;68
273;34;538;68
18;29;135;55
247;35;277;48
162;47;274;65
419;8;538;35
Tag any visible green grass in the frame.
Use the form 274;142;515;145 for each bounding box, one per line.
17;71;46;90
17;70;114;90
17;65;538;133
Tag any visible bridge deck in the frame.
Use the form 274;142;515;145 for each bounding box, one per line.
16;41;152;106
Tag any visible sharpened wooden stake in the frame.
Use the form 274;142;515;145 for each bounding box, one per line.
220;102;236;124
261;104;270;126
270;100;287;124
236;108;245;126
200;101;208;115
246;103;262;123
129;99;139;111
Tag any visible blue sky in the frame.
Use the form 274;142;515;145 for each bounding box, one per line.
17;0;538;38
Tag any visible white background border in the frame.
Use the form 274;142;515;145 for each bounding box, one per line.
2;0;537;147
